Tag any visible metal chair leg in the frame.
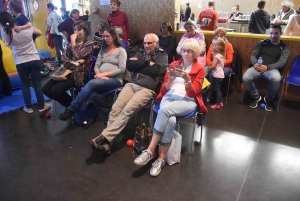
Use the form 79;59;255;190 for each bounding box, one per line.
277;78;285;109
225;74;232;103
240;84;245;103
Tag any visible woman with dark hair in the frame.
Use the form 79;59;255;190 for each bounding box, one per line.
158;21;177;63
0;11;50;113
107;0;130;42
93;21;109;56
58;27;127;120
58;8;99;42
42;20;94;108
46;3;64;66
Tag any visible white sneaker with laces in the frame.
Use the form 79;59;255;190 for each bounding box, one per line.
150;158;165;177
39;103;51;112
23;106;33;114
134;149;153;166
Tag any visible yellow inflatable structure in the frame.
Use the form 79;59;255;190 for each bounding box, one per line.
0;39;16;74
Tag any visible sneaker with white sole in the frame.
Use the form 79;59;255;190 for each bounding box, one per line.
23;106;33;114
134;149;153;166
39;103;51;112
150;158;165;177
264;97;274;112
249;96;261;109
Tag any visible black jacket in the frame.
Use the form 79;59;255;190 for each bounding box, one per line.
127;47;168;92
248;10;270;34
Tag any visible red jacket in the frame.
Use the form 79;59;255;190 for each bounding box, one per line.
156;59;208;113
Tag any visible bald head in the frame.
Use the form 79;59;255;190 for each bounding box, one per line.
144;33;159;53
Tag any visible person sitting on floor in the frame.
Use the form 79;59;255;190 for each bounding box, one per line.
42;20;94;109
242;24;290;111
58;27;127;120
134;38;207;177
89;33;168;155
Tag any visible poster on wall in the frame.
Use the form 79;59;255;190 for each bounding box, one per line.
100;0;110;6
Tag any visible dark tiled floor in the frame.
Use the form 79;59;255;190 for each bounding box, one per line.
0;90;300;201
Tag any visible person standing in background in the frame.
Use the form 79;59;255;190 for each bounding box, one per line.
284;5;300;36
46;3;64;66
248;0;270;34
274;1;296;25
183;3;191;22
107;0;130;43
58;8;99;43
229;5;243;21
197;1;219;31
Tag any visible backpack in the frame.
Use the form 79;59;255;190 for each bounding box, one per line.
74;101;99;129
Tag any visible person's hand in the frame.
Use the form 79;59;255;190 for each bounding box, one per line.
129;57;138;60
93;7;100;14
14;26;21;32
94;45;100;49
275;19;282;24
100;76;109;80
168;70;177;82
149;61;155;66
62;31;68;37
77;59;85;64
177;69;190;83
70;33;77;42
254;63;267;73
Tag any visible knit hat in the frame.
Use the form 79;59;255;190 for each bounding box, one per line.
184;21;196;29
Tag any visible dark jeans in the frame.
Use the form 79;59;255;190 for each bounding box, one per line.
52;34;64;64
68;78;122;112
212;77;223;104
0;47;12;96
16;60;45;109
42;77;75;107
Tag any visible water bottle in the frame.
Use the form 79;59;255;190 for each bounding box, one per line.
258;57;263;66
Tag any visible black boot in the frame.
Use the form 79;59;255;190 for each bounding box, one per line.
58;108;74;121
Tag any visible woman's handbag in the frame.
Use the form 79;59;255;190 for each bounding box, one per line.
51;66;72;81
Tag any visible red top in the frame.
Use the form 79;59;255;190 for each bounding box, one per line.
206;42;234;71
107;10;130;42
198;8;219;31
156;59;208;113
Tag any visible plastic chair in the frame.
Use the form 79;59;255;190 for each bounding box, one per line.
281;55;300;102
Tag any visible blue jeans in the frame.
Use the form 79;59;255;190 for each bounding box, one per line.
16;60;45;109
242;67;281;101
68;78;122;112
153;95;197;146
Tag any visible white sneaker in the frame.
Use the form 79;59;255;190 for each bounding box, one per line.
134;149;153;166
39;103;51;112
23;106;33;114
150;159;165;177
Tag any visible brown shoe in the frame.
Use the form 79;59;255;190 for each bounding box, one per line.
90;135;107;150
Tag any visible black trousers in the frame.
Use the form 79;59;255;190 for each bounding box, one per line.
42;77;75;107
0;45;12;96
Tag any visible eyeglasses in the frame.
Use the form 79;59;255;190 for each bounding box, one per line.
144;41;156;45
181;49;194;54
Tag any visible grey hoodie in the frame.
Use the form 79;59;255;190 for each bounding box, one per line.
248;10;271;34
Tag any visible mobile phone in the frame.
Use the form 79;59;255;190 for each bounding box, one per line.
168;64;183;77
